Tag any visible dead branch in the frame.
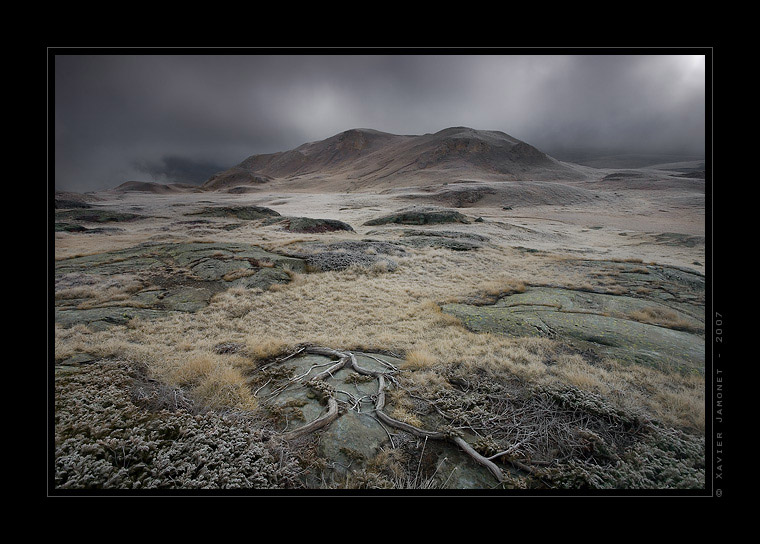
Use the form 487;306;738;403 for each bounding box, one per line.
280;397;339;441
451;435;508;482
310;355;350;381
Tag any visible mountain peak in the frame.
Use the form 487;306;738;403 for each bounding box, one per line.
434;126;477;135
432;126;522;145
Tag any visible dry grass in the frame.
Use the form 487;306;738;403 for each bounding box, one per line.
385;390;424;428
652;378;705;431
625;307;702;333
403;369;452;392
222;268;256;282
446;275;527;305
191;364;257;410
600;360;706;432
244;336;292;361
550;352;608;391
604;285;627;295
55;274;146;309
54;226;705;433
164;352;259;410
402;349;437;370
480;277;527;298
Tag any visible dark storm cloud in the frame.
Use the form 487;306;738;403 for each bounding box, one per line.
53;53;706;192
515;55;707;159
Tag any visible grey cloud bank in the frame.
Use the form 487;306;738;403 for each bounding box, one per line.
53;53;707;192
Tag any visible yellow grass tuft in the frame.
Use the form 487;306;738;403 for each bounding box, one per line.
404;369;451;391
193;365;257;410
171;353;257;410
402;349;437;370
480;278;527;297
171;353;220;386
245;336;291;361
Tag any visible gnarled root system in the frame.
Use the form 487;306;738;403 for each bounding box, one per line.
272;346;509;483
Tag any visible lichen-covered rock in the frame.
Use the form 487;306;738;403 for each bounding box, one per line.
55;199;92;209
286;240;403;272
401;229;489;243
55;223;87;232
190;205;281;220
363;206;471;226
238;267;292;289
56;209;142;223
54;242;307;329
310;240;407;256
306;251;397;272
442;285;705;372
55;306;177;331
285;217;354;233
399;236;481;251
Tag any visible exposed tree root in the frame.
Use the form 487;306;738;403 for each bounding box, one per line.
271;345;513;483
280;397;339;440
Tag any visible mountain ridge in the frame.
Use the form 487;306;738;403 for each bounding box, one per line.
202;127;589;191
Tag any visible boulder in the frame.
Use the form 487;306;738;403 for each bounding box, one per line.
285;217;354;233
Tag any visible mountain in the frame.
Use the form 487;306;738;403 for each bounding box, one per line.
201;127;590;192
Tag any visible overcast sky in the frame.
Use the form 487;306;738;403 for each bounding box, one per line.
53;52;707;192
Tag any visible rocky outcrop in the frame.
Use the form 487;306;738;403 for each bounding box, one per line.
363;206;471;226
188;205;281;220
443;279;705;372
54;242;306;330
284;217;354;233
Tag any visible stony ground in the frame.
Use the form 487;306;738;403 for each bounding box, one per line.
52;174;706;492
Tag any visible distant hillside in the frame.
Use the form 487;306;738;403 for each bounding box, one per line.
110;181;203;194
550;151;706;170
202;127;590;192
203;169;273;189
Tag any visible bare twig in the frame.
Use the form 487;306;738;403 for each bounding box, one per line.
253;378;272;398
